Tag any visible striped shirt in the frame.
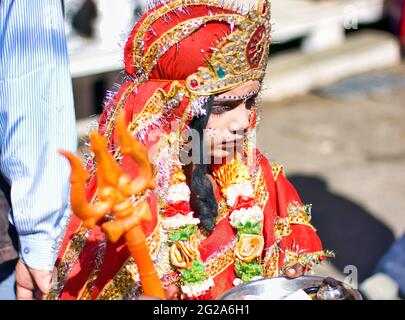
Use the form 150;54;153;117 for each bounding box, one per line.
0;0;77;270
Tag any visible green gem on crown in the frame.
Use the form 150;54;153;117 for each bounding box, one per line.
216;67;226;78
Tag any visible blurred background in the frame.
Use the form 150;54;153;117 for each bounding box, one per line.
63;0;405;299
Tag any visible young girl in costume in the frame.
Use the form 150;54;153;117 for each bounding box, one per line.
49;0;331;300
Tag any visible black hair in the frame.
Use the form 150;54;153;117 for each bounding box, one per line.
184;96;218;233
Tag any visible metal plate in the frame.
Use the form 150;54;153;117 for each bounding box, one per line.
219;276;363;300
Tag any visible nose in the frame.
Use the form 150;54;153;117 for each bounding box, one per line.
228;105;250;133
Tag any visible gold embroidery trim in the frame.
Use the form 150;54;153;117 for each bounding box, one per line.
97;256;141;300
274;218;292;243
274;201;316;243
270;163;284;182
128;81;186;135
254;167;269;212
287;201;315;230
205;237;238;279
263;244;279;278
281;249;333;273
77;240;106;300
46;224;90;300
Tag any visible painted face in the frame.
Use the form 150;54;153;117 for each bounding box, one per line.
204;80;260;162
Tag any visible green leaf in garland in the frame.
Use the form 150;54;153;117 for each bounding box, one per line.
235;222;262;236
235;261;263;282
168;224;197;241
181;261;207;284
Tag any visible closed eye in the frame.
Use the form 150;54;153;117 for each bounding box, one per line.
211;93;258;116
211;100;242;115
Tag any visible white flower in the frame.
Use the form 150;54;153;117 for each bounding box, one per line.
229;205;263;227
226;181;254;207
163;212;200;230
182;278;215;297
167;182;191;202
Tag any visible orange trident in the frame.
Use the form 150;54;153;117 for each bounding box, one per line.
59;112;165;299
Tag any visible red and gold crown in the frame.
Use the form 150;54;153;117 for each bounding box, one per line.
186;1;272;95
124;0;272;97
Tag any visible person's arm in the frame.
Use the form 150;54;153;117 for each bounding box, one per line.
274;173;330;277
0;0;77;298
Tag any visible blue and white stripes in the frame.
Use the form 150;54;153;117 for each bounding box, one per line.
0;0;77;270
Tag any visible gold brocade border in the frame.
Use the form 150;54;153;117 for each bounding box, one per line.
274;217;292;243
244;109;258;168
77;240;106;300
97;256;141;300
46;224;90;300
254;167;269;212
263;244;279;278
270;163;284;182
287;201;315;231
274;201;316;243
205;237;238;278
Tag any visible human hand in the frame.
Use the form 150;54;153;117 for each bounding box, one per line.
285;263;305;279
15;260;52;300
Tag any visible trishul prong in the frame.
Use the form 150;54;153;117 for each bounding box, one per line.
59;149;115;229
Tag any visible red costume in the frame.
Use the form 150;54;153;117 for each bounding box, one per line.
48;0;329;300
